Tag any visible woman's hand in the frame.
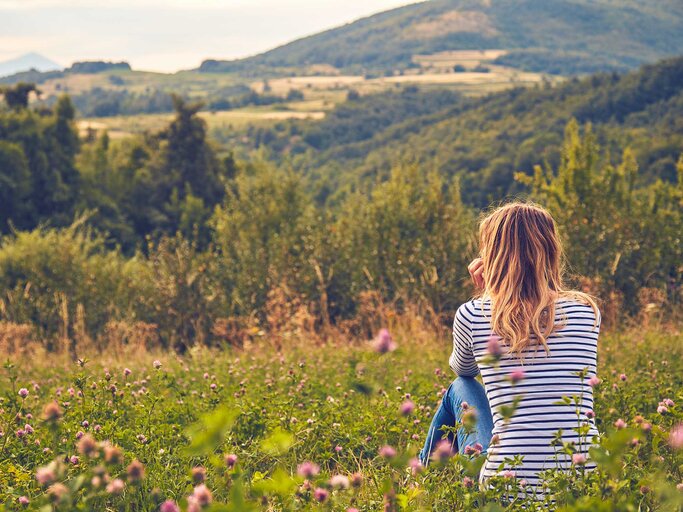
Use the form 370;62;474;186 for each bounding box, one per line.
468;257;485;290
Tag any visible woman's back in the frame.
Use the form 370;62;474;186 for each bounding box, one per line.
451;296;601;497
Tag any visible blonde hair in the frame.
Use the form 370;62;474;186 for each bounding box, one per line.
475;200;600;356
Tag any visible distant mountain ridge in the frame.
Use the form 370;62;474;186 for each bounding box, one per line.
0;52;62;78
199;0;683;75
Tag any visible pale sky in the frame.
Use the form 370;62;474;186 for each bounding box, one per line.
0;0;417;72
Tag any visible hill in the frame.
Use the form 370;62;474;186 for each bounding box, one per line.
0;52;61;77
244;56;683;206
199;0;683;75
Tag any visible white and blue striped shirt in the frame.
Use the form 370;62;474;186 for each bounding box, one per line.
450;297;601;498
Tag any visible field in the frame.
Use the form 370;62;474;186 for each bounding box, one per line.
72;61;556;140
77;107;327;139
1;319;681;511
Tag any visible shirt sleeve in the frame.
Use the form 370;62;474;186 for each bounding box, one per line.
449;303;479;377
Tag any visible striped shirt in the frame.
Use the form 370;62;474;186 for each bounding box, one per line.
450;297;601;499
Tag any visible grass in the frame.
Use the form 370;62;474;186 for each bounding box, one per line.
0;320;681;510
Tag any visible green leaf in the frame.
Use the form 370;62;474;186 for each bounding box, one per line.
182;407;238;456
260;427;294;456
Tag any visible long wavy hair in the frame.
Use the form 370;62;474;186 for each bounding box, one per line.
475;201;600;356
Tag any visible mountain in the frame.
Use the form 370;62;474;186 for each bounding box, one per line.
242;56;683;206
199;0;683;75
0;52;62;78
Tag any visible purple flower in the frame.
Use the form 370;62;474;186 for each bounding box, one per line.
508;369;525;383
313;487;329;502
432;439;454;463
379;445;396;459
372;328;397;354
225;453;238;468
400;400;415;416
330;474;350;489
297;461;320;478
670;423;683;450
18;388;29;398
572;453;587;465
160;500;180;512
486;337;503;358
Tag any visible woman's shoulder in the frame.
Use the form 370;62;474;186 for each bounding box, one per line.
457;297;491;322
555;295;602;328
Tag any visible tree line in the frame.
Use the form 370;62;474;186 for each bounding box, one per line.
0;82;681;351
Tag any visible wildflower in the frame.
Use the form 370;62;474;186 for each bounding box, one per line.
585;410;595;419
297;461;320;478
663;398;675;407
432;440;454;463
657;405;668;414
77;434;98;457
18;388;29;398
192;466;206;484
502;470;516;479
153;360;162;369
379;445;397;459
330;474;350;489
106;478;125;495
18;496;29;506
463;476;474;488
104;444;123;464
400;400;415;416
519;479;528;488
225;453;238;468
127;459;145;482
486;336;503;358
372;328;397;354
408;457;423;475
572;453;587;465
124;368;132;377
619;373;627;381
350;472;363;487
509;369;525;383
36;466;56;485
587;376;600;387
191;484;213;507
335;445;343;453
69;455;79;465
669;423;683;450
313;487;329;502
614;418;626;429
160;501;181;512
642;422;652;432
47;483;69;502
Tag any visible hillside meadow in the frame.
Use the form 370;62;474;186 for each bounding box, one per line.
0;310;682;511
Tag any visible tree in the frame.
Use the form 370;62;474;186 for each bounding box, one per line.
0;82;40;109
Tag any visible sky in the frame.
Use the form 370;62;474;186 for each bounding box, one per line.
0;0;417;72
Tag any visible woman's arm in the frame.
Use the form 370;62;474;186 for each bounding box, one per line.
449;303;479;377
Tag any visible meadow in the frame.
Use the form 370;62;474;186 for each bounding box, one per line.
0;310;681;511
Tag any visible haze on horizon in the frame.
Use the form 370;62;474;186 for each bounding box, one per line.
0;0;416;73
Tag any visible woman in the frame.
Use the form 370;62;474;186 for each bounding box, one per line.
419;201;601;500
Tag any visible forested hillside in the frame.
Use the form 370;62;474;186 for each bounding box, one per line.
200;0;683;75
248;56;683;206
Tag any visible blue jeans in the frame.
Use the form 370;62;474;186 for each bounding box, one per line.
419;376;494;466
